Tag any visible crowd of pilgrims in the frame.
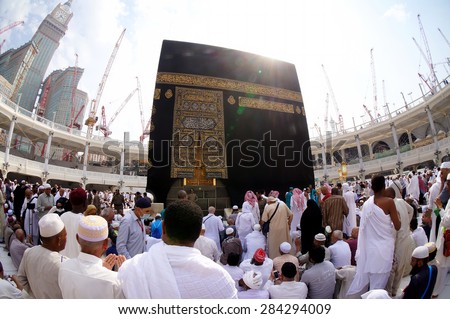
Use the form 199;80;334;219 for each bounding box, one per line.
0;161;449;299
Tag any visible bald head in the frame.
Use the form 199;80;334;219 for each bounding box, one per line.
25;188;33;198
208;206;216;214
15;228;25;242
177;190;188;200
331;230;343;244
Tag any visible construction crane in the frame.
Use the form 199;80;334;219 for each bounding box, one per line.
363;104;375;123
0;21;24;35
417;14;438;89
85;28;126;138
0;21;24;54
323;93;329;132
62;104;85;161
69;53;79;128
136;77;145;135
438;28;450;49
322;64;344;132
370;48;378;118
413;37;435;91
37;74;51;116
140;118;151;142
99;87;138;137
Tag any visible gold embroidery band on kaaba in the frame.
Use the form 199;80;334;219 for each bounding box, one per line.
239;97;294;114
156;72;302;103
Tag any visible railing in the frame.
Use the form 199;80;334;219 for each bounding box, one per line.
309;75;450;140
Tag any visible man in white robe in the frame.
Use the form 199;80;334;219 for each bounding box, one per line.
60;188;86;259
342;183;357;236
385;186;415;297
407;172;420;201
59;215;125;298
203;206;224;253
347;175;401;295
427;171;442;242
235;206;255;248
194;224;220;262
118;200;237;299
242;190;260;224
242;224;266;260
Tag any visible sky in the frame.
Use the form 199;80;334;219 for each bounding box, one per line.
1;0;450;141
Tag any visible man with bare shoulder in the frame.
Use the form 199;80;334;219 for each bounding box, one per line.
347;175;400;296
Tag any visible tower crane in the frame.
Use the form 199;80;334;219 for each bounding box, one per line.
37;75;51;116
99;87;138;137
69;53;79;128
370;48;378;118
417;14;438;89
413;37;435;92
136;77;145;135
323;93;329;132
140;118;151;142
0;21;24;54
85;28;126;138
363;104;375;123
322;64;344;132
438;28;450;49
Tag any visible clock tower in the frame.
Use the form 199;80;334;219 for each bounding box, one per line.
13;1;74;111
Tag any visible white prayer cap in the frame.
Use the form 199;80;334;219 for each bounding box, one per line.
425;242;437;253
361;289;391;299
314;233;326;241
155;213;161;218
43;183;51;189
232;205;238;210
440;161;450;169
243;270;263;290
412;246;429;259
226;227;234;235
253;224;261;231
38;186;44;191
39;213;65;238
280;242;291;254
111;221;120;228
77;215;108;242
325;225;332;234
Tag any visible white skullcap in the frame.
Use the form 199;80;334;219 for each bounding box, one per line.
361;289;391;299
43;183;51;189
111;221;120;228
38;186;44;191
424;242;437;253
78;215;108;242
39;213;64;238
226;227;234;235
325;225;332;234
314;233;326;241
243;270;263;290
232;205;238;210
412;246;429;259
155;213;161;218
280;242;291;254
440;161;450;169
253;224;261;231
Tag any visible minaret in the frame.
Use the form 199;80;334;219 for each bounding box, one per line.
13;1;73;111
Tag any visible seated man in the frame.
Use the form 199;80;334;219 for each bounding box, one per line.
9;228;33;269
240;248;273;288
272;242;300;281
328;230;351;268
118;200;237;298
301;246;336;299
237;270;269;299
297;233;331;270
402;246;438;299
268;262;308;299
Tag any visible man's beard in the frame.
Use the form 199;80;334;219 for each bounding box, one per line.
410;265;423;276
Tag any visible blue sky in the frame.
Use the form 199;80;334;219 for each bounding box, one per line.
1;0;449;140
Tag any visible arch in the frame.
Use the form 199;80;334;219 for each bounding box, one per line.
372;141;390;154
399;132;416;147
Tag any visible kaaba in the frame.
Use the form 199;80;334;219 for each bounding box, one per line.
147;40;314;208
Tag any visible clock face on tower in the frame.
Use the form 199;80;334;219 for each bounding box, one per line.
55;9;67;23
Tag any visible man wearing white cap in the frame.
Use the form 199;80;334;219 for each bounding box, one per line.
194;224;220;262
297;233;331;270
402;246;437;299
272;242;299;281
58;215;125;298
242;224;266;260
36;183;54;219
17;213;68;298
237;270;269;299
